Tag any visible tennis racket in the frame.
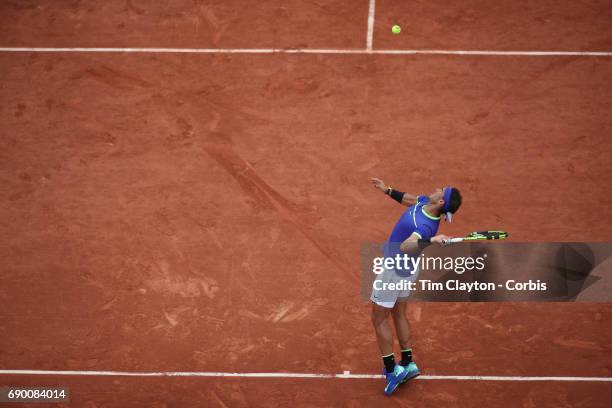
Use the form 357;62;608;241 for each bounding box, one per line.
443;230;509;245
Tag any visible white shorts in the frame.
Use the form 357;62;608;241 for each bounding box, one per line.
370;265;420;308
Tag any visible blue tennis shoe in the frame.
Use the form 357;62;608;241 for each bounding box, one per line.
400;362;420;383
383;364;409;395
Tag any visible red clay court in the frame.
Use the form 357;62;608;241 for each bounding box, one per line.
1;1;611;406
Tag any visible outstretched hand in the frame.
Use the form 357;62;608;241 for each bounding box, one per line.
370;178;388;193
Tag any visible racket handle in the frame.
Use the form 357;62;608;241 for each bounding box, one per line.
443;238;464;245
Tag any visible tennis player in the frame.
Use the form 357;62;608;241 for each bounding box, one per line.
370;178;462;395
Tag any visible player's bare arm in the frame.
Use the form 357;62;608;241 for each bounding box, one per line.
370;178;418;206
399;232;450;253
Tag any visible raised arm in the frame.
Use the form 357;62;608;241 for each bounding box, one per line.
370;178;418;206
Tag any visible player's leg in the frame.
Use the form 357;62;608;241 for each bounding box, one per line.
370;265;411;394
391;301;411;352
371;302;394;356
391;301;420;381
371;301;409;395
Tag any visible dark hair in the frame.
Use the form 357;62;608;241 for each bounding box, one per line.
449;188;462;214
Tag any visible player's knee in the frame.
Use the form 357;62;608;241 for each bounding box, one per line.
371;311;381;327
391;302;406;317
371;303;391;326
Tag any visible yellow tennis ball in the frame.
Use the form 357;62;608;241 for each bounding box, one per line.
392;25;401;35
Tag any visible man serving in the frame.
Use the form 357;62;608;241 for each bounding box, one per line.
369;178;462;395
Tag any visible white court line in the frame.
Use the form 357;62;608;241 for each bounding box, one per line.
366;0;376;51
0;47;611;56
0;370;611;382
